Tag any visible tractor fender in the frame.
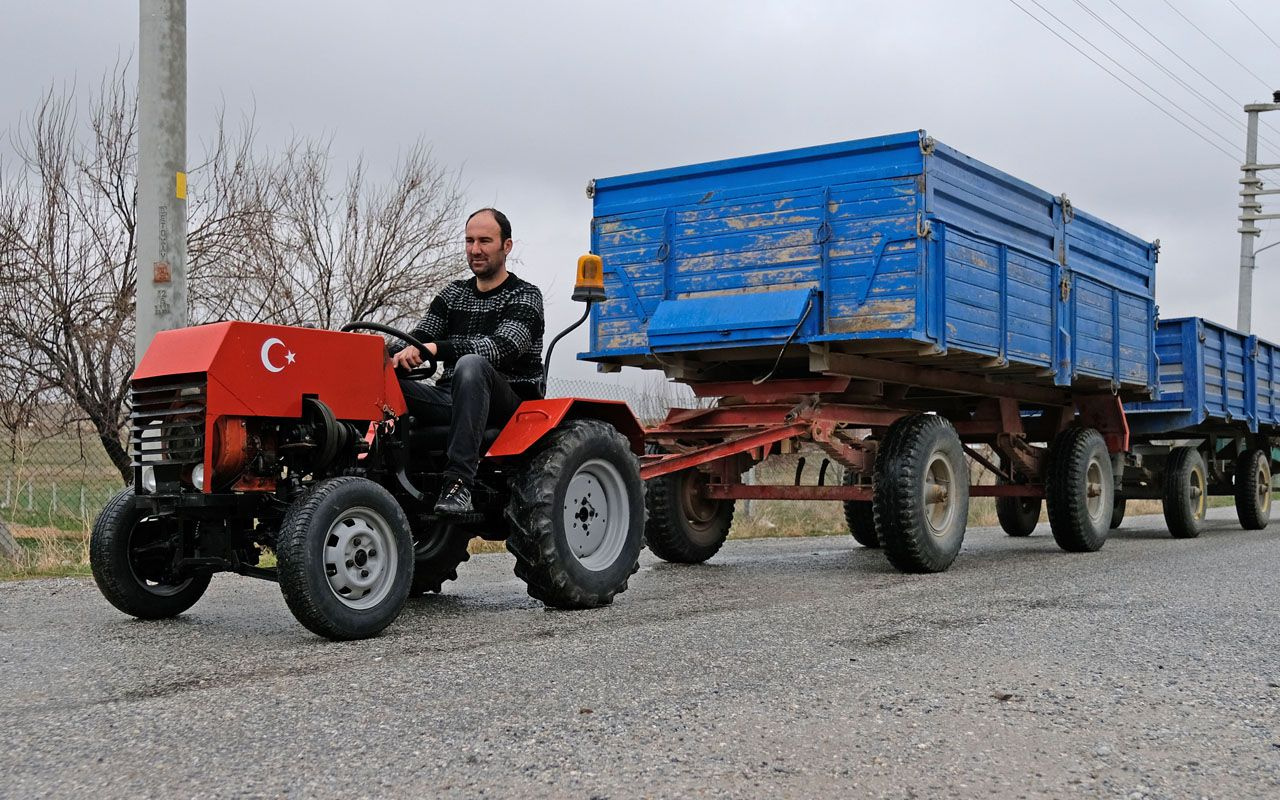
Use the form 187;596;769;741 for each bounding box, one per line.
486;398;644;457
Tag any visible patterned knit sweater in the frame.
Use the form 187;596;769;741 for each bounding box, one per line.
409;272;545;398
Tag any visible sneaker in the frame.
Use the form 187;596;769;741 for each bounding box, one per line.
434;479;474;516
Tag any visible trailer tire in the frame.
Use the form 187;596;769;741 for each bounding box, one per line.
1163;446;1207;539
1234;448;1272;531
408;522;472;596
1110;496;1126;530
841;470;879;548
995;495;1040;537
90;488;211;619
1046;427;1112;553
276;477;413;640
506;419;644;608
873;414;969;573
644;468;734;564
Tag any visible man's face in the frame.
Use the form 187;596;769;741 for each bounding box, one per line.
465;213;511;281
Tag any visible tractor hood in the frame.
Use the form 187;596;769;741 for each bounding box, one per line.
134;321;406;421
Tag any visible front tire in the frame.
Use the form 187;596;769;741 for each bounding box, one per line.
1110;496;1126;530
276;477;413;640
506;419;645;608
1234;449;1272;531
645;468;735;564
873;414;970;574
1163;446;1207;539
995;495;1040;537
841;469;879;548
90;488;211;619
1045;427;1112;553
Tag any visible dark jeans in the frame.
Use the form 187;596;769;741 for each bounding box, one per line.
398;354;524;487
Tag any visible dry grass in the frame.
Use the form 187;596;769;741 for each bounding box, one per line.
0;525;92;579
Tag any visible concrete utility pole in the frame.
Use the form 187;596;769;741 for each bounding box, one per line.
135;0;188;364
1237;91;1280;334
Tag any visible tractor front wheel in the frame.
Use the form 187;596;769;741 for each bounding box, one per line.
276;477;413;640
506;420;644;608
90;488;211;619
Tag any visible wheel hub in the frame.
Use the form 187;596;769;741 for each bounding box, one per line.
562;458;631;571
923;451;957;536
324;507;397;609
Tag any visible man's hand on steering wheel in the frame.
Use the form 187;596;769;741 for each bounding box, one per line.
339;321;440;381
391;342;438;371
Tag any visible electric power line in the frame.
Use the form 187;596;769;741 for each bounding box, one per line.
1008;0;1241;161
1225;0;1280;57
1163;0;1275;90
1107;0;1280;158
1073;0;1280;156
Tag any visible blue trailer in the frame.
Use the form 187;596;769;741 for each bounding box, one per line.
1114;316;1278;537
584;131;1163;574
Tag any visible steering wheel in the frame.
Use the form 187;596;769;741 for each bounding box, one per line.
340;321;439;381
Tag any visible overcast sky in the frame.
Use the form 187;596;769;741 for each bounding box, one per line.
4;0;1280;384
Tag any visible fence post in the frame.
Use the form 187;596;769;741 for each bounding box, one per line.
80;486;86;518
27;481;34;510
741;466;756;519
51;483;58;514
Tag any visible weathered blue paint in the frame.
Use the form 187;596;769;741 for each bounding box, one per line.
1125;316;1280;435
581;130;1158;394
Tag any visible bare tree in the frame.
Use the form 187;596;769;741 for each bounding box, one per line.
0;65;465;482
188;132;462;329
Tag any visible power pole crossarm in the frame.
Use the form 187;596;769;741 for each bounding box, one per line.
136;0;188;364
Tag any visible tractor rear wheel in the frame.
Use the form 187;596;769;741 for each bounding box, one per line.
90;488;211;619
506;419;644;608
645;467;734;564
276;477;413;640
1110;496;1126;530
996;495;1041;537
408;521;472;596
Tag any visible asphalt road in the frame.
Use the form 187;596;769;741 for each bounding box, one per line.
2;507;1279;800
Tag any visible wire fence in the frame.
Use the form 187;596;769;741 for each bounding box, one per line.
0;380;698;535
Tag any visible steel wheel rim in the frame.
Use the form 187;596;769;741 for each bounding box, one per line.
323;506;398;609
127;516;195;597
1189;464;1206;521
1256;458;1271;514
1085;457;1106;524
924;450;957;536
563;458;630;571
679;471;720;530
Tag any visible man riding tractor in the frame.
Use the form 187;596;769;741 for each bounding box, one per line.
90;244;644;640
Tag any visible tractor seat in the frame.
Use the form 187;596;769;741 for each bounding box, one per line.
407;424;505;455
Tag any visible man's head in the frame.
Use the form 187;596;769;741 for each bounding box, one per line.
465;208;513;283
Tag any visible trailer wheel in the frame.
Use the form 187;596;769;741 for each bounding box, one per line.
841;470;879;548
1110;496;1126;530
645;468;734;564
276;477;413;640
995;495;1040;537
90;488;212;619
506;419;644;608
1045;427;1112;553
408;522;472;596
873;414;969;573
1163;446;1207;539
1234;448;1272;531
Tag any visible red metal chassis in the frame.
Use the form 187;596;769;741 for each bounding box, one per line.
639;375;1129;502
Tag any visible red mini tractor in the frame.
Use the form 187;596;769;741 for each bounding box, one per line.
90;258;646;640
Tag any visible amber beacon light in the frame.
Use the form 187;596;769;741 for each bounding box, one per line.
573;253;607;302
